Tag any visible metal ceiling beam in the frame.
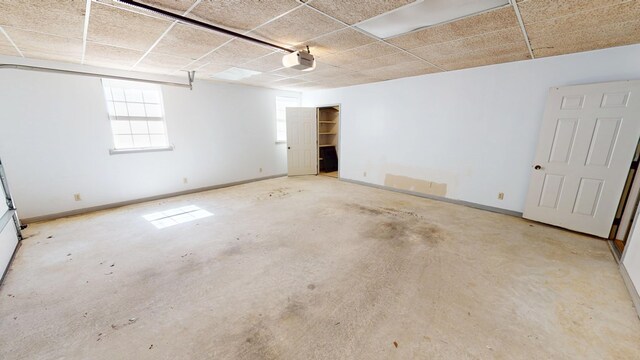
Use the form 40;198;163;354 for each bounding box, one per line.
0;64;195;89
510;0;535;59
113;0;295;54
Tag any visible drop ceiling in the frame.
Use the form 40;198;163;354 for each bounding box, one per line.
0;0;638;91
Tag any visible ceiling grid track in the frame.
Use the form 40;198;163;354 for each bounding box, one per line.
129;0;203;71
130;21;177;70
510;0;535;59
0;26;24;58
300;3;448;73
80;0;93;64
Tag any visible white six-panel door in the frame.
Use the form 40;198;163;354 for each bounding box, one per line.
524;80;640;238
286;107;317;176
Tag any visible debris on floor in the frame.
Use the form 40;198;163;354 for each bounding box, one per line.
110;318;138;331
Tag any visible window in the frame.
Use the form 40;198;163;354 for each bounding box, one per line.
276;96;300;143
102;79;171;153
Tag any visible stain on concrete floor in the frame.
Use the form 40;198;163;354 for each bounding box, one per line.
0;176;639;359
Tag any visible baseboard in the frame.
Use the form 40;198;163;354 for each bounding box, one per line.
340;178;523;218
619;263;640;319
607;240;623;264
22;174;287;224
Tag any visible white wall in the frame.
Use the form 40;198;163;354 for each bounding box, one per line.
0;57;297;219
302;44;640;213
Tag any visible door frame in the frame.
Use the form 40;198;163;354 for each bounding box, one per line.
316;103;342;179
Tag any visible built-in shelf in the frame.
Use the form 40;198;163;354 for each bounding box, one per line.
318;106;339;174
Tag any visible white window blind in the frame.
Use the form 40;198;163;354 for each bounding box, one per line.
276;96;300;143
102;79;170;151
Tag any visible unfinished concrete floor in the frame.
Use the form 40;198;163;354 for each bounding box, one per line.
1;176;639;359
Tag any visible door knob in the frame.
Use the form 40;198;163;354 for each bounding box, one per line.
288;146;291;149
534;165;543;170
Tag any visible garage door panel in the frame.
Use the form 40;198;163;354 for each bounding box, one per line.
0;218;19;279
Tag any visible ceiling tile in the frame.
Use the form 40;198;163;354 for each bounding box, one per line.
242;52;285;72
360;61;441;80
195;62;233;77
153;23;232;60
0;30;20;57
181;59;208;71
88;2;172;51
444;52;529;71
0;0;85;39
283;82;326;91
516;0;629;24
523;1;640;41
409;27;525;63
190;0;300;33
84;42;145;69
301;28;377;56
317;72;382;87
522;0;640;57
134;52;193;74
531;19;640;58
239;73;287;84
434;42;530;70
269;66;310;78
249;6;345;47
318;41;398;67
411;28;524;59
343;51;417;71
387;6;518;50
293;63;351;81
272;77;308;87
3;27;82;63
308;0;417;25
199;38;273;65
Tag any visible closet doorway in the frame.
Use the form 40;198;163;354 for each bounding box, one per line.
318;105;340;178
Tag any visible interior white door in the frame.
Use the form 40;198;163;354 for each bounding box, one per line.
524;80;640;237
286;107;317;176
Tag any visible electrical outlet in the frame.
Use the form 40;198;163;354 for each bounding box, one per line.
498;192;504;200
259;167;263;173
363;171;367;177
183;177;188;184
74;194;82;201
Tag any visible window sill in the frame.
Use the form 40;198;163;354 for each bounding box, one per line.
109;145;174;155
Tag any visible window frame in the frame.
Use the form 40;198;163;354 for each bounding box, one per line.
101;79;173;155
275;96;301;144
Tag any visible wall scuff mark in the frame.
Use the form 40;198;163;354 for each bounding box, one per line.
384;174;447;197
